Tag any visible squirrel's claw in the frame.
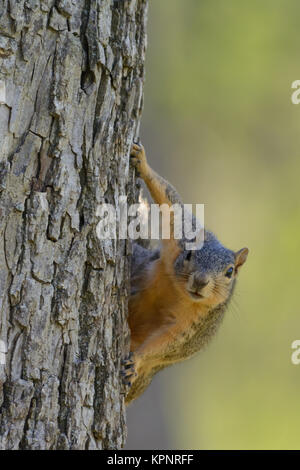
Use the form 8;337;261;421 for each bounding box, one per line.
121;351;134;366
121;352;137;393
131;142;144;153
130;142;147;175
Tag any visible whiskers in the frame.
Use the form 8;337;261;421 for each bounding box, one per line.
170;270;190;289
213;279;244;321
211;280;230;300
227;296;241;321
175;270;190;281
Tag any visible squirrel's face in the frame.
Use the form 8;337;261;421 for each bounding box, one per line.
174;232;248;307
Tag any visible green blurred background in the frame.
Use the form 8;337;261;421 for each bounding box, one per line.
127;0;300;450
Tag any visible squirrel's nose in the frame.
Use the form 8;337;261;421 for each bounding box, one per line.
193;273;209;291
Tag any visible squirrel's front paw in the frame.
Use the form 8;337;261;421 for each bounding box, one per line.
130;142;148;176
121;352;137;394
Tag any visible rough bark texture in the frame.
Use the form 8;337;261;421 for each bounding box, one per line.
0;0;148;450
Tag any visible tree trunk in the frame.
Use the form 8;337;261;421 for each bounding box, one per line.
0;0;148;450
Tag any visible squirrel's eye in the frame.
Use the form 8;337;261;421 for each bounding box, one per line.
225;267;234;278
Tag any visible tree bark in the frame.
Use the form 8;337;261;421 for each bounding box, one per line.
0;0;148;450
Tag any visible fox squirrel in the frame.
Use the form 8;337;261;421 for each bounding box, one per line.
122;143;249;405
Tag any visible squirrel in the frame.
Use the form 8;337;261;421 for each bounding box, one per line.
122;143;249;405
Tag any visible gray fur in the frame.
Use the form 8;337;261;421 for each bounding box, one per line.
175;230;235;276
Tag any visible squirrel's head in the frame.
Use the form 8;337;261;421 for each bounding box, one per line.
174;231;248;307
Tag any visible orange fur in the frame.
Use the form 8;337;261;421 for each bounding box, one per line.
128;256;210;370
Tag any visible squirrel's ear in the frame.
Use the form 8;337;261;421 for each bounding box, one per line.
234;248;249;273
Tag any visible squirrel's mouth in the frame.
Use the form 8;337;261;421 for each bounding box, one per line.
187;290;205;300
